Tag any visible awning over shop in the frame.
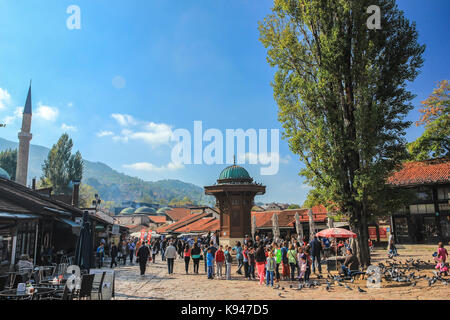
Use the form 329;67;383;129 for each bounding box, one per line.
0;212;40;220
57;217;81;234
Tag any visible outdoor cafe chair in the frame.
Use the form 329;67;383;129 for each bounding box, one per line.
75;274;95;300
91;271;106;300
0;275;8;291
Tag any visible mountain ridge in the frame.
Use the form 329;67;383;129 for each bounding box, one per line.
0;137;211;205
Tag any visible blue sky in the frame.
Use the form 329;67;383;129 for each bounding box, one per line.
0;0;449;204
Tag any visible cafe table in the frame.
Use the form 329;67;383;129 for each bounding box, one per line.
0;287;56;300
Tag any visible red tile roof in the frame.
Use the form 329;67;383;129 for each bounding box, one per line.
175;217;218;233
251;209;327;229
387;159;450;186
148;216;167;224
156;212;209;233
165;208;191;221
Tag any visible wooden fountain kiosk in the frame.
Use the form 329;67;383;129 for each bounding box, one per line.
204;162;265;246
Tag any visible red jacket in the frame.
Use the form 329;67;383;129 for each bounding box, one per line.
215;250;225;262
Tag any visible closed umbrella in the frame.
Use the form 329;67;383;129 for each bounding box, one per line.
316;228;357;271
327;216;334;229
295;212;303;244
75;211;93;272
251;214;256;241
271;213;280;244
308;209;315;241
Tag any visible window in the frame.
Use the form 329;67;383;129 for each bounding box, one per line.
394;217;408;237
438;187;450;200
232;199;240;206
409;204;435;214
416;188;432;201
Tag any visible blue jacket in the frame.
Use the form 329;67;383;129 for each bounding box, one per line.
233;246;243;260
206;252;214;267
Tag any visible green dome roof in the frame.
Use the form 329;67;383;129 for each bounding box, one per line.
0;167;11;180
218;165;252;182
120;207;135;215
135;206;156;214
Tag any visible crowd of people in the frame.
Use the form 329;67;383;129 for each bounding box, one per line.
96;233;449;284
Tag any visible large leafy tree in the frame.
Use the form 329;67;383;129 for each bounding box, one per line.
259;0;424;266
408;80;449;160
41;133;84;194
0;148;17;180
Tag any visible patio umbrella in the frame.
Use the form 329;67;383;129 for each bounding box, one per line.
74;211;93;272
308;209;315;241
294;212;303;244
251;214;256;241
316;228;357;271
271;213;280;244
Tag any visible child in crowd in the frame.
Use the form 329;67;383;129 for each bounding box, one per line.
215;245;225;278
265;251;276;287
248;247;256;280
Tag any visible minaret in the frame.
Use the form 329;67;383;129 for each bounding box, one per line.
15;83;33;186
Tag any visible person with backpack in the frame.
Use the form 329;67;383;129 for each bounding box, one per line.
233;242;244;275
224;245;233;280
191;242;202;274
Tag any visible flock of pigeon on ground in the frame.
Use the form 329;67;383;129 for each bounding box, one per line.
271;257;449;296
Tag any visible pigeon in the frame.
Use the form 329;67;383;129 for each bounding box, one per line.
326;282;331;291
410;281;416;287
297;283;304;290
350;278;355;283
344;284;352;290
337;281;343;287
357;286;366;293
278;293;282;297
289;285;293;289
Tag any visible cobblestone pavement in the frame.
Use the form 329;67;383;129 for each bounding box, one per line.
110;245;449;300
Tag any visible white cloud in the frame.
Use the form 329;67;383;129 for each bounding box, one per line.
3;107;23;125
123;161;184;172
0;88;11;110
97;130;114;137
111;113;137;127
238;152;291;165
61;123;77;132
35;103;59;121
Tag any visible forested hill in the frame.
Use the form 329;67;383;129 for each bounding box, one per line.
0;137;211;205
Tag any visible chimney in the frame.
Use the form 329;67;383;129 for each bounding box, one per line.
32;177;36;190
72;180;81;207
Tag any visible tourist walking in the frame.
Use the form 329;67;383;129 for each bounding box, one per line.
151;242;158;263
120;241;128;265
255;242;266;285
110;242;118;268
266;251;276;287
191;242;202;274
96;242;105;268
310;235;323;274
224;245;233;280
161;239;167;261
128;241;136;265
165;241;177;274
215;245;225;278
233;242;244;275
184;244;191;274
137;241;151;277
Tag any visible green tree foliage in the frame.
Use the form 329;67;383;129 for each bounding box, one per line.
287;204;301;209
0;148;17;180
79;183;99;208
408;80;449;160
41;133;84;194
259;0;424;266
